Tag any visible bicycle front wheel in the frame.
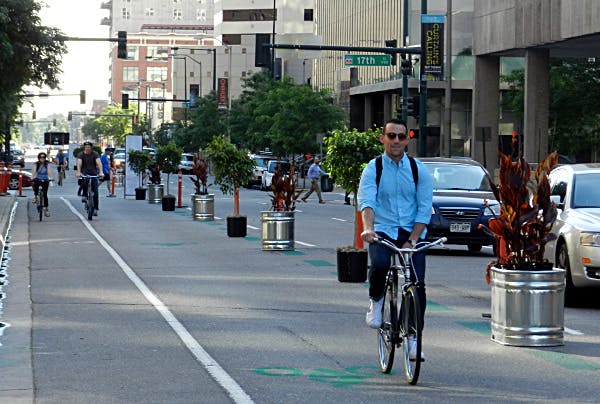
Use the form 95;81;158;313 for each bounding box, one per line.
38;204;43;221
400;285;422;385
378;274;397;373
87;191;94;220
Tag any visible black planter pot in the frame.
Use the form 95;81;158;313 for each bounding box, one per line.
337;249;368;283
135;187;147;200
227;215;247;237
161;195;176;211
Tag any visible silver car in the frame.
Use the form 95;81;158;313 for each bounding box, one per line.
545;163;600;303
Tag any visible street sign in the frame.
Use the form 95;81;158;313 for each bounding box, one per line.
344;54;391;67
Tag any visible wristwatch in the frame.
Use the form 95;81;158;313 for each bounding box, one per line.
408;239;418;247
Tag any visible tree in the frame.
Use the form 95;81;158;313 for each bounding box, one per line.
229;72;346;156
0;0;66;126
94;104;137;146
155;143;183;195
174;92;227;151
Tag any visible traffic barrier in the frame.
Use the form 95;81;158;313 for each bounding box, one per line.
111;170;116;195
0;162;9;195
18;167;24;197
177;169;182;208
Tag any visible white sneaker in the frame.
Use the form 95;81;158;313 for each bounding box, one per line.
365;298;383;329
408;336;425;362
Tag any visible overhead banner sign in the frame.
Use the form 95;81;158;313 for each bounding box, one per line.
421;14;445;78
217;78;228;109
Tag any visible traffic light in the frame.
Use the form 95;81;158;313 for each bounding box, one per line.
409;129;419;139
385;39;397;66
117;31;127;59
53;119;57;126
401;58;412;76
407;95;420;118
67;112;72;121
255;33;272;69
80;90;86;104
32;110;36;120
121;93;129;109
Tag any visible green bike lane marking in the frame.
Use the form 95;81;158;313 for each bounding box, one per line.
457;321;600;371
254;366;390;388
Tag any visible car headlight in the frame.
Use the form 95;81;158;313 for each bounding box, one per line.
580;232;600;246
484;203;501;216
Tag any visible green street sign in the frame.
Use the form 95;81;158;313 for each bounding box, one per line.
183;102;190;108
344;54;391;67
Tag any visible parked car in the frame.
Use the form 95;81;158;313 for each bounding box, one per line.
178;153;195;174
544;163;600;301
0;151;25;168
261;160;291;191
421;157;499;252
9;170;33;190
246;154;273;188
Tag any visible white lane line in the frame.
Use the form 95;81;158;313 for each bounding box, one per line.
247;225;259;230
295;240;316;247
214;216;222;220
61;198;254;404
565;327;584;335
331;217;346;222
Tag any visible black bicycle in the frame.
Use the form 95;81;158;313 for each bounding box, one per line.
373;236;446;385
33;179;52;221
80;175;99;220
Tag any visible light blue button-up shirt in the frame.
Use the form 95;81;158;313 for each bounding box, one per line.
358;153;433;239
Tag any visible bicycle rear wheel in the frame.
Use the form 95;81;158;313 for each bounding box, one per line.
400;285;422;385
378;272;397;373
38;203;43;221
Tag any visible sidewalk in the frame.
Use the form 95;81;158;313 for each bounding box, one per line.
0;193;34;404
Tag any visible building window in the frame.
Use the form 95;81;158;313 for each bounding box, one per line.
223;34;241;45
196;8;207;21
223;9;276;22
147;67;168;82
122;8;130;19
173;0;181;3
304;9;314;21
146;46;169;61
173;8;182;20
123;66;138;82
145;8;154;16
126;46;138;61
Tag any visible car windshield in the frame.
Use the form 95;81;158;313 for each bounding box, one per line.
572;173;600;208
268;162;290;174
425;162;491;191
253;156;271;168
181;154;194;162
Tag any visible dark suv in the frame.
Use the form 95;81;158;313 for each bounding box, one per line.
421;157;499;252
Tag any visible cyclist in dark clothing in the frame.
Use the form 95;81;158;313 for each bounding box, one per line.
76;141;104;215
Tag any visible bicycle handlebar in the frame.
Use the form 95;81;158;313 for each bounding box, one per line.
373;237;447;254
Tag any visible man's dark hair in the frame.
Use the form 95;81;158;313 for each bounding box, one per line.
383;118;407;132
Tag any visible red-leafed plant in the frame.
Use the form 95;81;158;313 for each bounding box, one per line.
270;163;302;212
190;155;209;195
479;137;559;283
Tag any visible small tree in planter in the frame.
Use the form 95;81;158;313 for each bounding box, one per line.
324;127;383;282
478;136;562;346
205;135;255;237
128;149;151;200
155;143;183;211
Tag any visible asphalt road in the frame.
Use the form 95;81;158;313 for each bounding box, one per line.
1;169;600;403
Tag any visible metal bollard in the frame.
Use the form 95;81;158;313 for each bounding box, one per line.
177;169;182;208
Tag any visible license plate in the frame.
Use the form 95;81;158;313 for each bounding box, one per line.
450;222;471;233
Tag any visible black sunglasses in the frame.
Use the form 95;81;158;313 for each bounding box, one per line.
39;155;47;158
385;132;408;140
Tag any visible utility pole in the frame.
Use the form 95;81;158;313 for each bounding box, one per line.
418;0;428;157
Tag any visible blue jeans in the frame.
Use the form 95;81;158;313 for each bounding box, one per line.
368;229;427;325
82;177;99;210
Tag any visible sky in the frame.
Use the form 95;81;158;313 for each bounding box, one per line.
26;0;110;118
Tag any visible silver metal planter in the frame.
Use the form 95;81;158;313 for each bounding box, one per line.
148;184;163;204
490;265;565;347
191;194;214;221
261;211;294;251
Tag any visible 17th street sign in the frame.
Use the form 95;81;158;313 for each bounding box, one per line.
344;54;391;67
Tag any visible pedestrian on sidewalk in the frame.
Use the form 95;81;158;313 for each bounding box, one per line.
100;148;115;197
301;156;327;204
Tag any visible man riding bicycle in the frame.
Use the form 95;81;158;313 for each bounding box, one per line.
76;141;104;216
357;118;433;359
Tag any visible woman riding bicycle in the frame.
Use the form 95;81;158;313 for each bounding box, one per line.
32;152;54;217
